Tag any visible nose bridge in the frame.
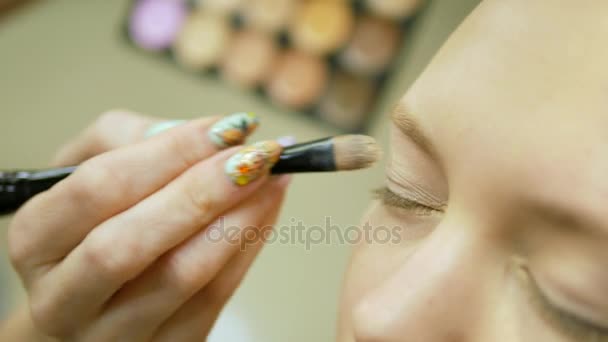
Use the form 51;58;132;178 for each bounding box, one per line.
353;216;495;341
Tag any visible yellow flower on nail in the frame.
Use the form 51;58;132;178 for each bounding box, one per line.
225;140;283;186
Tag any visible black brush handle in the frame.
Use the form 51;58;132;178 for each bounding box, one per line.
0;166;77;215
0;136;337;214
271;137;336;174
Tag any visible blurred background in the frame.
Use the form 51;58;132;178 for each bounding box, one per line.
0;0;479;340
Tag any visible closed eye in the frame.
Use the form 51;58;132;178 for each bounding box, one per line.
373;187;444;216
516;263;608;341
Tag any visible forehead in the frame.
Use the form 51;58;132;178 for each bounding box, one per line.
389;3;608;230
396;0;608;176
392;85;608;234
403;96;605;182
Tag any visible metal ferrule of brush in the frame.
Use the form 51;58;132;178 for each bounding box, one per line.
271;137;336;174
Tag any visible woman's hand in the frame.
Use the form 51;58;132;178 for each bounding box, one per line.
5;110;289;341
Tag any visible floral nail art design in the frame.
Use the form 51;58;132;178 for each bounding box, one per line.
225;140;283;186
208;112;259;147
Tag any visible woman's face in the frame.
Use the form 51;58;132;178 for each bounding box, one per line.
339;1;608;341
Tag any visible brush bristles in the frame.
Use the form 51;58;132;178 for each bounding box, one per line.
333;135;381;170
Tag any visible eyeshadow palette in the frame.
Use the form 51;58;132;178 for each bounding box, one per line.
123;0;427;132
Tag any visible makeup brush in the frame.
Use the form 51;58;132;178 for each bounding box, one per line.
271;135;381;174
0;135;380;214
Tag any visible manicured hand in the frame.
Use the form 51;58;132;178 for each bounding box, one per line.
7;110;289;341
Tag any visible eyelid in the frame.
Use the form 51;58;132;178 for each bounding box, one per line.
516;263;608;340
373;187;444;216
386;169;447;211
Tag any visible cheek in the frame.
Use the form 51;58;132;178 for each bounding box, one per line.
340;205;562;341
338;202;435;340
494;273;569;342
343;202;428;298
338;202;410;340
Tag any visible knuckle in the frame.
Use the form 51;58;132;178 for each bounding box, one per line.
80;231;139;282
163;253;211;299
92;109;142;149
70;159;109;194
162;130;202;168
182;182;214;221
65;158;122;206
96;109;136;128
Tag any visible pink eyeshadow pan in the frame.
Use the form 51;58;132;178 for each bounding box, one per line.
129;0;187;51
124;0;426;132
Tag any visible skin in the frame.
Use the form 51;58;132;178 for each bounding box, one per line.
2;0;607;341
1;110;290;341
339;0;608;341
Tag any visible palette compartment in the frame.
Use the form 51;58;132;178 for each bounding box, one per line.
122;0;429;132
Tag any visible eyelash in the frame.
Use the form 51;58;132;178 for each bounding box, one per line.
373;187;444;216
517;265;608;341
378;184;608;339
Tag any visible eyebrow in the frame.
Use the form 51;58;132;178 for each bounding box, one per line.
391;102;437;158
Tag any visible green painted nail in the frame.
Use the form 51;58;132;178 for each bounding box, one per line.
145;120;187;138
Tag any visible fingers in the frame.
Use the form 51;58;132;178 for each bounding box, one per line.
0;306;58;342
83;176;289;341
152;183;286;342
52;109;161;167
9;113;259;280
31;142;282;337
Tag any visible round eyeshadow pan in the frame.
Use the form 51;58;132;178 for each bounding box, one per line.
173;11;233;70
339;15;402;76
266;50;328;110
365;0;424;19
221;29;279;89
240;0;296;33
289;0;355;56
129;0;188;51
319;71;376;130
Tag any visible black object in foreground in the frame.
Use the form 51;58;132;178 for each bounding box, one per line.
0;166;77;215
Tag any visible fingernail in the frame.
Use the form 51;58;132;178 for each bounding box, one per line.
276;136;296;147
208;112;259;148
145;120;187;138
225;140;283;186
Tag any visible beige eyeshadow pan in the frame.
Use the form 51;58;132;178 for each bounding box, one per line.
366;0;425;19
289;0;354;56
319;71;376;131
339;15;402;76
240;0;296;33
173;11;232;71
265;50;328;110
126;0;427;132
220;29;278;89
